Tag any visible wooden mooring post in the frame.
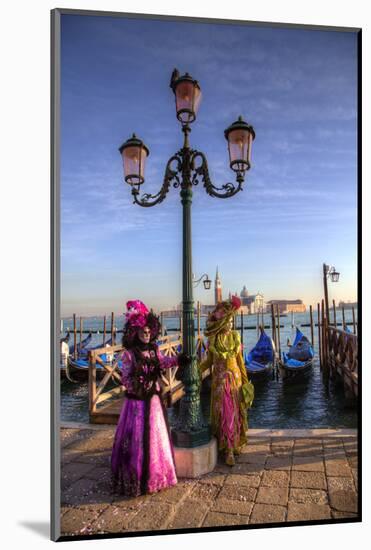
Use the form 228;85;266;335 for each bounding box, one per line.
240;310;244;344
271;303;277;349
352;306;356;334
332;299;337;328
276;304;281;357
342;306;346;330
79;317;83;345
103;315;106;344
111;312;115;345
317;303;322;369
73;313;77;360
309;304;314;346
321;299;329;375
160;312;164;337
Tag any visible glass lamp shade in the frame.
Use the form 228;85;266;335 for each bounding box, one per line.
172;72;201;124
118;134;149;185
224;116;255;173
203;277;212;290
330;271;340;282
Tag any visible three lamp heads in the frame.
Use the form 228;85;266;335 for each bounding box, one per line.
119;69;255;185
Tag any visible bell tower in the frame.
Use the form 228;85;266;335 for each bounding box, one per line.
215;266;222;304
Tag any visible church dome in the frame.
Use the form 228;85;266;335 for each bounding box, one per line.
240;285;249;298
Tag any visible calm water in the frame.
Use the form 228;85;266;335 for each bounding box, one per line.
60;308;358;428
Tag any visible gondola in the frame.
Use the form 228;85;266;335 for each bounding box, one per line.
244;328;276;379
78;336;113;358
68;331;93;355
66;337;117;381
60;330;70;344
279;327;314;379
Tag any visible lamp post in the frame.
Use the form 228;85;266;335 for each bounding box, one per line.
323;263;340;323
119;69;255;448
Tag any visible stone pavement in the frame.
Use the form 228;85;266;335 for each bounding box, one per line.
60;425;358;536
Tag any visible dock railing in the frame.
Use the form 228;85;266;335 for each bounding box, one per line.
88;332;209;421
326;325;358;398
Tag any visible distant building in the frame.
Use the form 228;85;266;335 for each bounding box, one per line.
338;301;357;310
265;299;306;314
239;285;264;314
215;266;222;304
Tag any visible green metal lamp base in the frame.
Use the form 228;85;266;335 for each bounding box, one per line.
171;425;211;448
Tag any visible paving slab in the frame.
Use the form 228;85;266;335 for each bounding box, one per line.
211;498;254;516
256;487;289;506
128;501;173;531
261;470;290;488
249;504;286;524
289;488;328;505
218;484;257;502
224;474;261;488
203;511;249;527
287;503;331;521
291;471;327;490
292;457;325;472
325;458;352;477
190;482;221;501
58;426;359;536
265;456;292;470
167;498;210;529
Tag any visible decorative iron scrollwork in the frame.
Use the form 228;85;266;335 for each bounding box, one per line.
191;151;244;199
132;153;183;207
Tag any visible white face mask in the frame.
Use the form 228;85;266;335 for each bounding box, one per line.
138;327;151;344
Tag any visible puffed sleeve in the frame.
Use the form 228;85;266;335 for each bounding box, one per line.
119;349;133;389
234;331;249;385
156;347;178;369
198;348;213;374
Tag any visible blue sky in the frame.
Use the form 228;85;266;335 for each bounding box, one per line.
60;14;358;316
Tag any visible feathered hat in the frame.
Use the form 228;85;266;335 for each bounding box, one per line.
204;295;241;337
122;300;161;347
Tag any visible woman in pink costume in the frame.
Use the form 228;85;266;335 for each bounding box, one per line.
110;300;186;496
200;296;254;466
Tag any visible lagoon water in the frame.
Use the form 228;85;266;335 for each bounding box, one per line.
60;308;358;429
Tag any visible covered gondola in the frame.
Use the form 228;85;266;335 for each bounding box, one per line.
60;330;70;344
68;331;93;356
66;337;118;381
279;327;314;379
244;328;275;379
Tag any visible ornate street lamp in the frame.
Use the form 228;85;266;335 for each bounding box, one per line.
193;273;212;290
323;263;340;322
119;69;255;448
224;116;255;177
119;134;149;186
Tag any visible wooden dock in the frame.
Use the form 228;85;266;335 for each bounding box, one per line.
326;326;358;398
88;333;210;425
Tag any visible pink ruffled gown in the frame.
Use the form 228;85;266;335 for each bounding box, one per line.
110;347;178;496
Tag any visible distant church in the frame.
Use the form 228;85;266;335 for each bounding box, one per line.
201;268;264;315
239;285;264;314
215;266;222;304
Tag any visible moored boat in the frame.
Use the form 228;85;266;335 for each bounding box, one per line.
279;327;314;379
244;328;276;379
66;337;119;381
68;331;93;356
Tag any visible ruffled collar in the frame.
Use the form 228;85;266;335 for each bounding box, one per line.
208;330;240;359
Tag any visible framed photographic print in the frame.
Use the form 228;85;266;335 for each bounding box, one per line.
51;7;361;542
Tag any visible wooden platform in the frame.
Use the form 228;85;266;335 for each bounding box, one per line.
89;368;211;425
327;326;358;399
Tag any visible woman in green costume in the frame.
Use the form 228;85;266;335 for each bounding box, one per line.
200;296;254;466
